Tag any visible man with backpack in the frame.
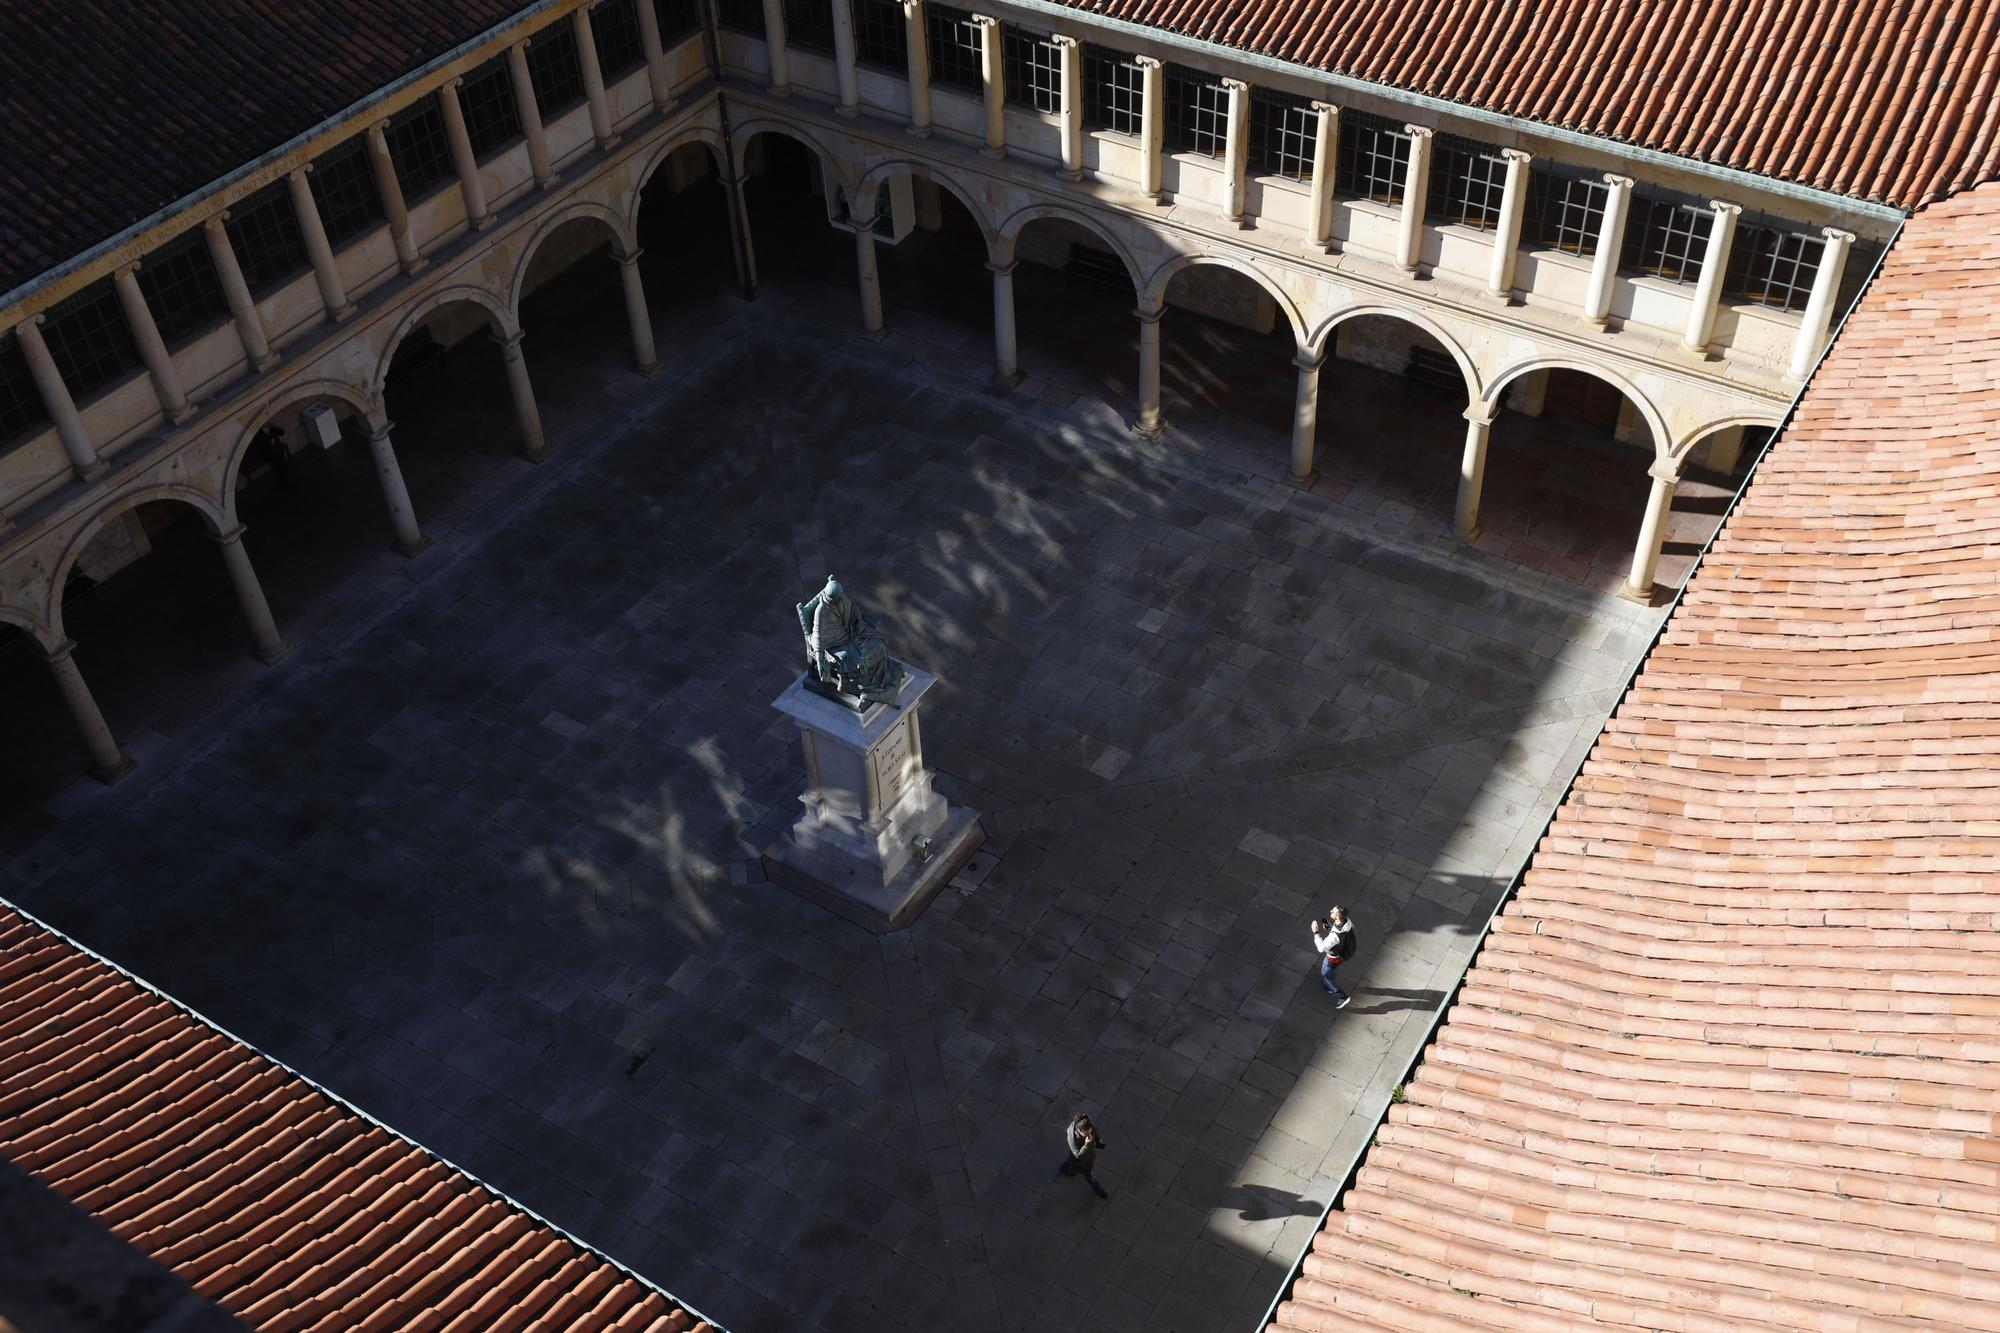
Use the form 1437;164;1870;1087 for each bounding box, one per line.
1311;906;1358;1008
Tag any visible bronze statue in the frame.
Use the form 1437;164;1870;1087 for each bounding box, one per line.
798;576;905;708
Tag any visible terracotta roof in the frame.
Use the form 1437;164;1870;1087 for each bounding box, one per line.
1268;179;2000;1332
0;901;715;1333
1052;0;2000;208
0;0;535;297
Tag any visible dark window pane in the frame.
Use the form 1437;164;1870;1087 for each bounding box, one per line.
385;97;454;199
309;137;383;244
1335;110;1407;205
1523;167;1606;256
1164;64;1226;157
136;228;228;347
527;20;586;113
1083;44;1142;135
786;0;835;53
717;0;764;34
594;0;647;74
224;179;307;292
1622;190;1710;284
854;0;906;68
0;332;47;441
41;280;139;401
1003;27;1062;113
1725;218;1822;311
1249;88;1314;181
655;0;702;42
460;55;523;159
1426;134;1508;230
927;5;983;91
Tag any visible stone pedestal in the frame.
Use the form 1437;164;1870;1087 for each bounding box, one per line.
766;663;982;932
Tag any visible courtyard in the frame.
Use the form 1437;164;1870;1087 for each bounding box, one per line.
4;249;1667;1332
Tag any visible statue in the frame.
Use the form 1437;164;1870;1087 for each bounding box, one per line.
798;576;905;708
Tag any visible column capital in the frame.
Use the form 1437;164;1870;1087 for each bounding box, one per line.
970;12;999;28
202;210;232;231
613;245;645;266
1220;76;1250;92
493;328;527;352
1311;99;1340;116
1501;148;1532;164
38;638;79;665
512;35;533;52
13;311;47;332
114;259;144;278
1647;457;1682;484
987;259;1018;278
1132;54;1163;70
364;417;395;442
1133;304;1164;325
369;118;392;136
1048;32;1079;49
444;75;465;90
1403;123;1434;140
1602;172;1634;190
288;162;314;181
1822;226;1857;244
900;0;922;15
1707;199;1743;217
1292;348;1325;373
211;523;249;546
1463;406;1495;427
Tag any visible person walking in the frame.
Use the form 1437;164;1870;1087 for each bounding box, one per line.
1056;1111;1108;1198
1312;906;1357;1008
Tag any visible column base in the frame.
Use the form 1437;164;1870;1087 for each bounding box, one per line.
653;97;681;114
836;103;861;118
72;461;110;483
1282;470;1317;490
394;534;434;558
517;443;554;465
766;804;983;934
254;641;293;666
90;752;137;785
535;173;562;190
471;213;498;232
1059;166;1085;183
1131;416;1164;441
981;145;1007;160
252;351;282;373
167;405;197;426
329;303;359;323
767;82;790;96
632;358;665;378
1617;580;1657;605
906;123;933;139
1454;524;1481;544
991;369;1023;393
861;325;890;344
594;134;623;152
400;256;430;277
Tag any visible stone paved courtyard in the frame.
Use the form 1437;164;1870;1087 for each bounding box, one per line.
4;283;1665;1332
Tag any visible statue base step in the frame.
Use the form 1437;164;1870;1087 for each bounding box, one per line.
765;805;983;933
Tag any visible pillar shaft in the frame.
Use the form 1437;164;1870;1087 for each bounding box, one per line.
112;264;191;422
855;225;886;340
43;640;133;783
287;168;356;320
1221;79;1250;222
364;122;426;274
1288;351;1322;484
1137;57;1164;200
497;331;549;461
902;0;932;136
1396;126;1433;274
212;526;287;662
201;214;276;370
438;80;493;229
364;422;428;555
1134;305;1163;437
1789;228;1856;379
1056;36;1084;180
507;41;560;187
1455;411;1492;541
1684;201;1742;353
990;260;1019;389
1487;149;1531;299
1583;174;1634;326
635;0;677;109
1622;462;1679;602
1307;102;1339;246
13;316;100;475
831;0;861;113
574;6;621;149
761;0;792;91
615;248;663;375
976;15;1004;156
725;172;759;297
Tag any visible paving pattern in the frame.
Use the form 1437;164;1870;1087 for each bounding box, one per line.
4;281;1664;1332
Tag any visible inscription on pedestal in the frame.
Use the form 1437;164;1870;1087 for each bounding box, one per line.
877;725;911;805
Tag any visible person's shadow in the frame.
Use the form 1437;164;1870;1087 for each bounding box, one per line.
1223;1184;1324;1222
1344;987;1444;1014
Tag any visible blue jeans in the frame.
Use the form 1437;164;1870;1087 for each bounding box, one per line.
1320;955;1346;1000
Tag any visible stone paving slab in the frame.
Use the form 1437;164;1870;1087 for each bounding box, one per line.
4;289;1663;1333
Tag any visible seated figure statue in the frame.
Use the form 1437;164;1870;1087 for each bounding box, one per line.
798;576;905;708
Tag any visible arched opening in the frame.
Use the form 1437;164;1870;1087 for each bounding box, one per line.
634;139;737;347
1157;261;1301;450
735;129;851;308
1007;214;1140;407
864;168;992;353
379;295;536;477
514;213;639;409
1310;312;1474;508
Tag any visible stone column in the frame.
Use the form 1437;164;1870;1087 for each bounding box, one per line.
1583;174;1633;326
976;15;1004;157
725;171;760;297
363;420;429;555
574;5;622;150
831;0;861;114
1788;228;1856;379
1221;78;1250;223
1683;201;1741;353
636;0;677;110
1455;408;1492;542
12;317;100;477
495;330;550;461
1287;349;1322;486
211;526;287;662
615;247;663;375
287;167;357;321
1396;125;1433;275
1307;101;1340;246
508;40;560;187
201;214;277;371
438;80;494;230
111;263;193;423
364;121;427;274
855;224;887;341
990;260;1020;389
1136;57;1165;201
902;0;931;137
1487;149;1531;299
1133;303;1163;438
1621;458;1681;603
1055;36;1085;181
761;0;792;92
42;640;133;783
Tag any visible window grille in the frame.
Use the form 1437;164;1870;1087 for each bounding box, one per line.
1248;88;1315;181
1622;190;1710;284
1725;220;1822;312
655;0;702;42
786;0;836;53
854;0;907;69
308;137;383;244
1426;134;1508;230
0;334;46;441
1083;44;1142;135
1335;110;1407;203
41;280;139;400
1003;28;1063;113
1164;64;1227;157
526;20;587;113
716;0;765;34
1522;167;1606;255
223;180;307;292
593;0;647;74
385;98;454;200
136;230;229;347
925;6;983;90
460;55;523;158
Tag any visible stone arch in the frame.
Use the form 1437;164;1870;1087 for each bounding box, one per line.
994;204;1144;292
1673;410;1787;464
628;127;730;238
1309;304;1482;404
0;602;57;653
221;377;381;510
508;200;636;325
1142;253;1309;352
47;484;230;639
851;159;996;255
1481;356;1670;458
729;117;852;193
371;285;513;401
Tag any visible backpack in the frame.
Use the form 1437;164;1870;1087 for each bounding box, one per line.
1330;920;1357;962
